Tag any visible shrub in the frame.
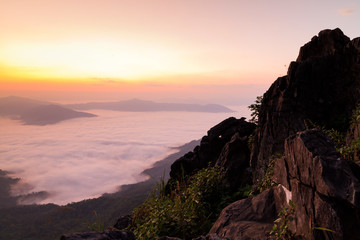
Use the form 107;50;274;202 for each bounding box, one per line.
248;96;263;124
252;154;281;195
269;200;296;240
304;119;345;148
131;166;227;240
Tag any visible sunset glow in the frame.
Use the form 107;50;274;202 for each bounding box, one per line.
1;40;191;80
1;0;359;103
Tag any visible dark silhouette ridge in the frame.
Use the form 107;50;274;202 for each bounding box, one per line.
251;28;360;180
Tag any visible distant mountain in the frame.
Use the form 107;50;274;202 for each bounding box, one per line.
20;104;97;125
0;96;97;125
0;96;49;116
66;99;234;113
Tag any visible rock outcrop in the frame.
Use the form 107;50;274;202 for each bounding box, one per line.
208;29;360;240
251;28;360;180
274;129;360;239
164;28;360;240
212;129;360;240
210;185;288;240
169;117;255;191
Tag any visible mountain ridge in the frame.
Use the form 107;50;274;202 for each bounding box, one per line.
0;96;97;125
65;99;234;113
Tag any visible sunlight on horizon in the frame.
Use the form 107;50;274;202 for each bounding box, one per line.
0;40;197;80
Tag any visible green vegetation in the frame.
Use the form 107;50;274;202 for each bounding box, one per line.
268;200;335;240
248;95;263;124
339;104;360;161
304;119;345;148
269;200;296;240
338;138;360;161
308;219;335;240
304;103;360;162
252;154;282;195
0;179;155;240
131;166;241;240
350;103;360;125
86;211;105;232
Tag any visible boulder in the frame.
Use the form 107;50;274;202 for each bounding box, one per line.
209;185;288;240
169;117;255;181
215;133;252;191
113;215;132;230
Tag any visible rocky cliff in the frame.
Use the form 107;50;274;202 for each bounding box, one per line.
61;28;360;240
251;28;360;180
210;28;360;240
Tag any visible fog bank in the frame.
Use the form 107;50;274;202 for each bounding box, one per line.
0;107;250;205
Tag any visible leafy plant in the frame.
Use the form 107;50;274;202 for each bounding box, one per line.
350;103;360;125
131;166;228;240
252;153;281;195
304;119;345;148
308;218;335;240
338;138;360;161
86;211;104;232
269;200;296;240
304;105;360;161
247;133;255;150
248;95;263;124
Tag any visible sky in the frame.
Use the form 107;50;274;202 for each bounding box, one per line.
0;0;360;104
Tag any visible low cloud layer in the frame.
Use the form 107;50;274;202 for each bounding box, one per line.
0;107;250;205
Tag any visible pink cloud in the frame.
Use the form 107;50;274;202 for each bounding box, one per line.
338;8;354;15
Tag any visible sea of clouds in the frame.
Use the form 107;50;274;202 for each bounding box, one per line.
0;107;250;205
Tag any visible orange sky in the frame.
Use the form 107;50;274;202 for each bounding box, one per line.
0;0;359;104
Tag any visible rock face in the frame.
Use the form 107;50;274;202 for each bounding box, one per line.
169;117;256;190
212;129;360;240
215;133;251;190
251;28;360;180
210;186;288;240
209;29;360;240
273;129;360;240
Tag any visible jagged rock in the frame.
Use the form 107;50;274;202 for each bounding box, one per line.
60;230;135;240
207;117;252;141
296;28;350;62
169;117;255;181
209;185;288;240
273;129;360;239
169;135;223;180
113;215;132;230
211;129;360;240
251;28;360;180
215;133;252;191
